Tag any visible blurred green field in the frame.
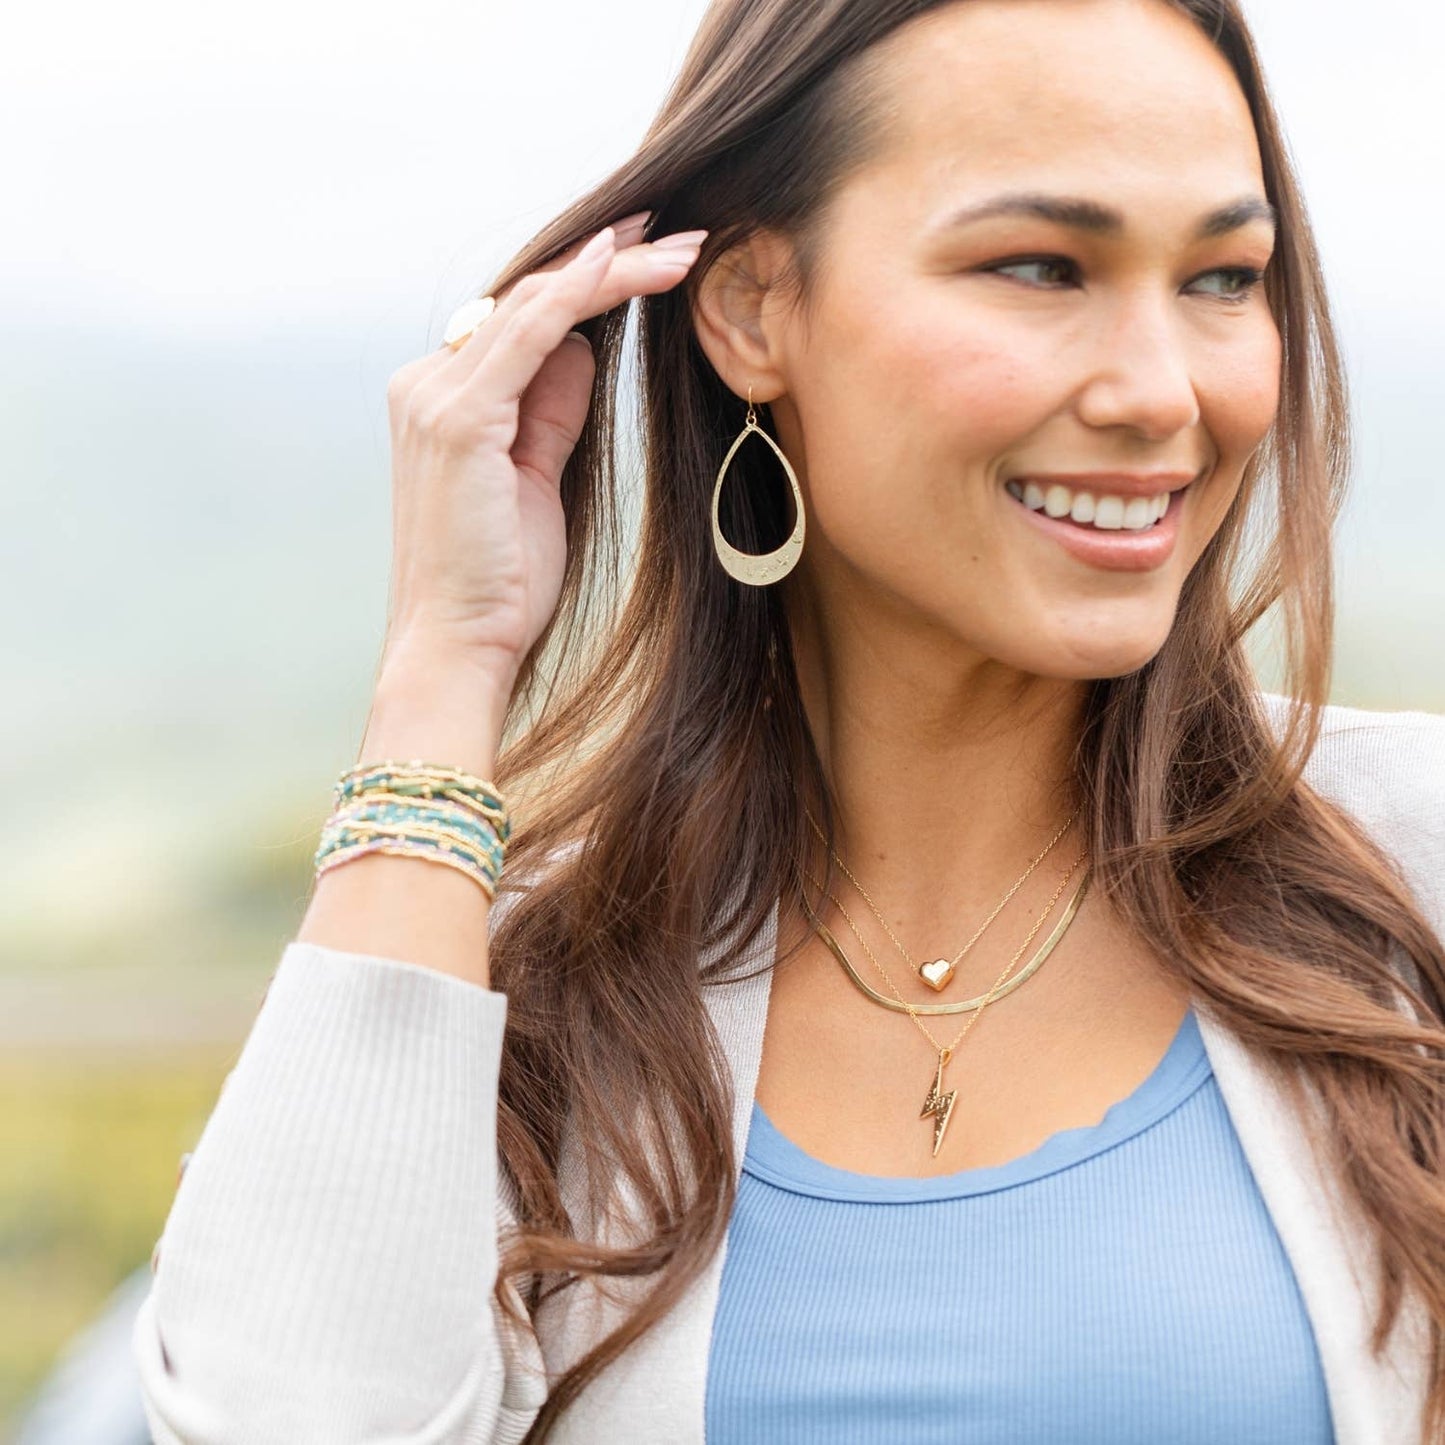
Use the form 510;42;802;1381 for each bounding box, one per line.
0;1046;237;1435
0;799;320;1439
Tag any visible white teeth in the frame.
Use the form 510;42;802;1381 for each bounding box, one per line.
1094;496;1125;529
1122;496;1153;529
1043;484;1072;519
1005;480;1176;531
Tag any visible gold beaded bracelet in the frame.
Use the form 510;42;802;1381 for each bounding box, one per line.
314;758;511;900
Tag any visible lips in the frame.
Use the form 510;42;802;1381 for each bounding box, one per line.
1004;476;1191;572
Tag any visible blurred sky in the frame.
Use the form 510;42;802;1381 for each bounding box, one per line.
2;0;1442;956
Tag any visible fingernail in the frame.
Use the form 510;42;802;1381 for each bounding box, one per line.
577;226;615;263
614;209;654;233
564;330;591;349
652;229;709;250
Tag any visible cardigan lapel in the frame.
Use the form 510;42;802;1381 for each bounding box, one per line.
541;893;779;1444
1195;1008;1430;1445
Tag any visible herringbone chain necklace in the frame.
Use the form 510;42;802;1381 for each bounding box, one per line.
804;807;1079;992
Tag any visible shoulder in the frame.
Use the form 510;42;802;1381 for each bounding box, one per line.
1258;691;1445;934
1257;691;1445;819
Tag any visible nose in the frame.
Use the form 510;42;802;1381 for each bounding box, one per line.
1073;290;1202;441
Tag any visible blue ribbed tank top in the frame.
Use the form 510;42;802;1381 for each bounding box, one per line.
705;1007;1335;1442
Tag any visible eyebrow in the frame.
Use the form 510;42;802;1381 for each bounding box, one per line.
931;191;1278;240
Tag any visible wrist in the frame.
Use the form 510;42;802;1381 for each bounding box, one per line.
362;644;518;783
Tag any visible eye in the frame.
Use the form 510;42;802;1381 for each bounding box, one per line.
976;256;1269;303
1186;266;1266;304
979;256;1079;288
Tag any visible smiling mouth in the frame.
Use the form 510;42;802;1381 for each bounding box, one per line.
1004;478;1180;530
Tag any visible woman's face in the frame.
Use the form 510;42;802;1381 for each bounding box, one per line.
713;0;1282;681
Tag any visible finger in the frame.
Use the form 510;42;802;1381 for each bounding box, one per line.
511;333;597;488
428;209;652;369
562;230;711;320
392;306;494;406
533;209;653;276
470;227;621;404
390;347;453;402
480;209;653;316
515;227;709;327
400;224;611;427
452;226;706;395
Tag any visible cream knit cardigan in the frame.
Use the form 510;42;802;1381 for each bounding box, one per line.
133;697;1445;1444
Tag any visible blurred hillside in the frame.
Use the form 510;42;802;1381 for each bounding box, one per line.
2;313;1442;1008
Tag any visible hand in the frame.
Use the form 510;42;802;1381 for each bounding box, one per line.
378;211;708;691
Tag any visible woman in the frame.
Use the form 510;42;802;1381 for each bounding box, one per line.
133;0;1445;1440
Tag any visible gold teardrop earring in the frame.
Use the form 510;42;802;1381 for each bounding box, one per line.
710;384;806;586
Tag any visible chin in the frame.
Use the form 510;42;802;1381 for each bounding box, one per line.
1067;636;1173;680
1006;619;1177;682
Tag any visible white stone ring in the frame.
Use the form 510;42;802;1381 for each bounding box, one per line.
442;293;498;351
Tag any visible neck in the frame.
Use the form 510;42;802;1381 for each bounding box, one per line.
783;576;1090;949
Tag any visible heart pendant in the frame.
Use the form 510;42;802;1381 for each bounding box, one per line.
920;958;955;991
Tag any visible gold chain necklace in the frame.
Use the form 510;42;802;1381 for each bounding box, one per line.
807;856;1089;1015
802;849;1088;1158
804;807;1079;992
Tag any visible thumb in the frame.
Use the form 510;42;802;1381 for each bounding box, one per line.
511;331;597;489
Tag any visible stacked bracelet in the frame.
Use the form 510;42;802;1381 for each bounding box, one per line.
313;759;511;901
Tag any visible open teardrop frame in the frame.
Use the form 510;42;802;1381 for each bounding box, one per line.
710;412;806;586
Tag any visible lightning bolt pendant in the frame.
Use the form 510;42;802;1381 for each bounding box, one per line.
920;1052;957;1157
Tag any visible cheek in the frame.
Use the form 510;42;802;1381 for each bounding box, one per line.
845;310;1069;468
1200;321;1283;459
1188;321;1283;541
789;315;1056;565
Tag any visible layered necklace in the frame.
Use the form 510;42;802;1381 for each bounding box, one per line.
801;808;1090;1158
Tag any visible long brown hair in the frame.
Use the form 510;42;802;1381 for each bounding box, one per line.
478;1;1445;1437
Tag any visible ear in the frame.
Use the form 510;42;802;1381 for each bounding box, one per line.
690;229;796;405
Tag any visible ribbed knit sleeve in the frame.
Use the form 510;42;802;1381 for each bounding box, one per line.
130;941;537;1445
